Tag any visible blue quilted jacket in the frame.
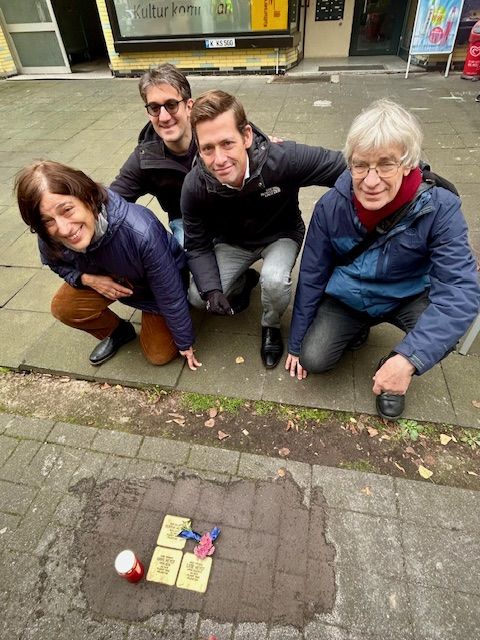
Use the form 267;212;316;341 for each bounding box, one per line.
289;170;479;374
39;189;195;350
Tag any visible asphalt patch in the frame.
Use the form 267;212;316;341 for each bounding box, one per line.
72;473;336;629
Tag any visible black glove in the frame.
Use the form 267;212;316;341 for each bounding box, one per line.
420;162;459;196
205;290;234;315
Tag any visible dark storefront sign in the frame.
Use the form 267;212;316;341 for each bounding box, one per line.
106;0;300;51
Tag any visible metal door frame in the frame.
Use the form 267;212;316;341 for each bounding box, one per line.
0;0;71;74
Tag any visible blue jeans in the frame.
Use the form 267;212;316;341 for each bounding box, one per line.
189;238;300;328
169;218;184;248
300;291;430;373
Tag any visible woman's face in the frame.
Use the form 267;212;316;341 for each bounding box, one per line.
351;145;411;211
39;191;96;251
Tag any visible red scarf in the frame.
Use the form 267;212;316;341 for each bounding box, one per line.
354;167;422;232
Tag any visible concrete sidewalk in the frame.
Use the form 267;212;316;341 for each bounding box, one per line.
0;73;479;427
1;411;479;640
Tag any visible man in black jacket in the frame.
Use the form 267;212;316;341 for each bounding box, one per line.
110;64;195;247
182;90;347;369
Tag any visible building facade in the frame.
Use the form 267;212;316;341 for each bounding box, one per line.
0;1;476;77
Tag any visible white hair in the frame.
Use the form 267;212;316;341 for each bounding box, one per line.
343;99;423;168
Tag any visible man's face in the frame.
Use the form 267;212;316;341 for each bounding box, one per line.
196;110;253;188
351;145;411;211
145;83;193;151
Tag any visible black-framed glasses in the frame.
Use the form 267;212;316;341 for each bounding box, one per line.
144;99;185;117
349;160;402;179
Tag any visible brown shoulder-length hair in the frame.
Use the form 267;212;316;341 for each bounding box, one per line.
190;90;248;138
15;160;108;248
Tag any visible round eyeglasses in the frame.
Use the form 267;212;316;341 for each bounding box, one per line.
349;161;402;179
144;99;185;117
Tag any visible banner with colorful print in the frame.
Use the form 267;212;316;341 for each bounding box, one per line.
410;0;465;54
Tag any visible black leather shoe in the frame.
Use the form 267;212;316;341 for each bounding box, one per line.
230;269;260;314
347;327;370;351
261;326;284;369
376;393;405;420
89;320;136;366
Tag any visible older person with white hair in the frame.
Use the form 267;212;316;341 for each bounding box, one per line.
286;99;479;420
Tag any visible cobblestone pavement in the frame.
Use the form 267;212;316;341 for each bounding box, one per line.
1;412;479;639
0;73;479;427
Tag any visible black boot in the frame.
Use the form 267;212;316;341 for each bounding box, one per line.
89;320;136;366
347;326;370;351
375;352;406;420
261;326;284;369
230;269;260;314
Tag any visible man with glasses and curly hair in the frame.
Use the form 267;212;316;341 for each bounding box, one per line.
111;63;195;247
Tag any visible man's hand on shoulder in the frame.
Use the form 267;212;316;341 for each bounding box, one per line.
205;290;234;315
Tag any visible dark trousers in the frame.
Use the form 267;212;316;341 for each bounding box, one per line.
299;291;430;373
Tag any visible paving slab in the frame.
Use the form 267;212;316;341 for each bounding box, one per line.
0;308;55;369
0;266;36;306
4;267;61;312
0;229;42;268
440;352;480;428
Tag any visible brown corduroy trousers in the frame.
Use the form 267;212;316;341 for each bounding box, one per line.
51;283;178;365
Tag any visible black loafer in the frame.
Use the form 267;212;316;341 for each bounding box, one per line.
347;327;370;351
376;393;405;420
261;326;284;369
230;269;260;314
89;320;136;366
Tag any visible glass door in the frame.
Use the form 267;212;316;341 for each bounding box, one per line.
0;0;70;73
349;0;409;56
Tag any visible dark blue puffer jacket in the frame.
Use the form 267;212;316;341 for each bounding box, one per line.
39;189;195;351
289;170;479;374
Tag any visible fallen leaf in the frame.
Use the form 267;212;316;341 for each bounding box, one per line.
379;434;391;441
349;417;357;423
405;446;416;455
217;430;230;441
277;468;286;477
168;413;185;419
440;434;452;446
393;462;406;473
173;418;185;426
418;465;433;479
423;454;436;467
472;400;480;409
242;429;249;436
204;418;215;428
286;420;295;432
367;426;379;437
451;434;458;443
114;384;123;390
100;383;111;390
467;470;479;476
360;486;372;496
278;447;290;457
208;407;218;418
235;356;245;364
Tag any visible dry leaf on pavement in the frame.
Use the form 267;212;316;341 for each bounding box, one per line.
472;400;480;409
278;447;290;457
208;407;218;418
360;486;372;496
204;418;215;428
418;465;433;479
440;434;452;446
235;356;245;364
217;430;230;441
367;426;379;437
173;418;185;426
100;383;111;390
277;468;286;477
286;419;295;432
405;446;416;455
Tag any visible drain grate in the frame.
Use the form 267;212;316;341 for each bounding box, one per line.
317;64;385;71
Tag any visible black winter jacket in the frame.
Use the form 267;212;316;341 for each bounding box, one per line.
181;125;346;296
110;122;196;223
39;190;195;351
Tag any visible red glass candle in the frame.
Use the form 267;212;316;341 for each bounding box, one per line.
114;549;144;583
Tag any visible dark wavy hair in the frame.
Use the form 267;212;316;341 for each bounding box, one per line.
15;160;108;249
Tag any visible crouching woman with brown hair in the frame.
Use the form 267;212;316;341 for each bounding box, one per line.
15;161;201;369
